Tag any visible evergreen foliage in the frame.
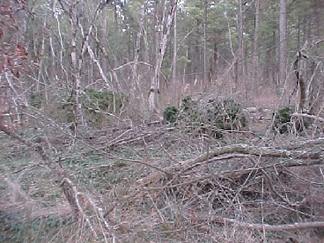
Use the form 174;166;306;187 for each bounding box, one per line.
163;106;178;124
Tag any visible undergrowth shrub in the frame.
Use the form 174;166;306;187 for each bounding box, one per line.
163;106;178;124
83;89;126;113
83;89;127;127
163;96;247;138
272;106;311;134
202;98;247;130
29;92;44;109
178;96;200;123
272;107;294;134
57;89;127;128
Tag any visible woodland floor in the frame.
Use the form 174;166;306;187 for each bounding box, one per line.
0;105;324;242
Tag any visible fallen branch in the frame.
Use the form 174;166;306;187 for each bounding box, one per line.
137;140;323;186
292;113;324;123
285;137;324;149
213;217;324;231
183;144;321;168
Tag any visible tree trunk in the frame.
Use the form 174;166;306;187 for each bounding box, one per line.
70;19;84;130
279;0;287;87
208;43;218;82
148;0;177;115
253;0;260;83
132;4;146;96
203;0;208;85
172;7;178;102
172;9;177;86
238;0;245;78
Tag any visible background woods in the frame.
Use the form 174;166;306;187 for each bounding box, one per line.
0;0;323;242
1;0;323;123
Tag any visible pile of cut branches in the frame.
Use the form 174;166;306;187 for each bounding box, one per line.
1;118;324;242
112;136;324;241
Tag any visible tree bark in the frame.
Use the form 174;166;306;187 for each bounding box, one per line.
238;0;245;78
172;8;177;86
203;0;208;85
208;43;218;82
132;3;146;96
279;0;287;87
253;0;260;83
70;17;84;131
148;0;177;115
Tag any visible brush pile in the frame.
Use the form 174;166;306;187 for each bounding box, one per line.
1;117;324;242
